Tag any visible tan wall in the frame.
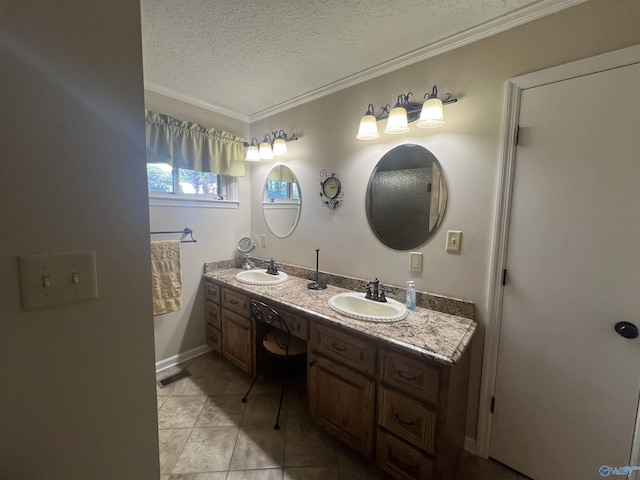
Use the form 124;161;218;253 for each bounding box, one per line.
144;91;251;363
249;0;640;441
0;1;159;478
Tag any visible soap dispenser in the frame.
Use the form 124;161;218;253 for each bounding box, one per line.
406;281;416;310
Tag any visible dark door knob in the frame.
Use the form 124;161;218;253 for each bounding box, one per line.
615;322;638;339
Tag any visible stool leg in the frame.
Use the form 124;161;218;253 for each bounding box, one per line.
274;354;289;430
242;374;259;403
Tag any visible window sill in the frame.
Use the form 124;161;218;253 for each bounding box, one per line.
149;192;240;209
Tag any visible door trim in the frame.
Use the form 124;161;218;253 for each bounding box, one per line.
477;43;640;460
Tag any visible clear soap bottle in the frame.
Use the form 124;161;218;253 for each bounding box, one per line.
406;281;416;310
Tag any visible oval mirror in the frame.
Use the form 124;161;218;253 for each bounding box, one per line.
366;144;447;250
262;165;301;238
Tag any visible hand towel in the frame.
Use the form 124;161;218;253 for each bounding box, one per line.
151;240;182;315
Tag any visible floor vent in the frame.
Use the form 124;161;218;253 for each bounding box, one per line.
157;369;191;388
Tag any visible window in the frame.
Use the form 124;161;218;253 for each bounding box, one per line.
265;179;299;201
147;163;238;204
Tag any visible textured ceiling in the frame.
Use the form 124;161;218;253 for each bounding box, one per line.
140;0;570;120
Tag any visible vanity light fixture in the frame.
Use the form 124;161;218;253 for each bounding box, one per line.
244;130;298;161
356;85;457;140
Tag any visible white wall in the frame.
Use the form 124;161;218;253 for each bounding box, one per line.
0;1;159;478
144;91;251;363
249;0;640;441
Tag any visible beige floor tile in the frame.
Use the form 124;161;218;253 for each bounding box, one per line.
284;466;340;480
157;396;168;410
158;428;191;474
229;425;286;470
167;473;227;480
196;395;245;427
226;468;283;480
158;396;207;428
241;393;286;428
455;452;531;480
172;426;239;474
284;421;337;468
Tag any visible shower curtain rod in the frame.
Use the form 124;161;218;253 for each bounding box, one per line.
150;227;197;243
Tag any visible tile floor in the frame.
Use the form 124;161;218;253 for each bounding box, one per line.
156;352;529;480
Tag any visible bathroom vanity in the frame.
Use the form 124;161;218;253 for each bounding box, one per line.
203;267;476;480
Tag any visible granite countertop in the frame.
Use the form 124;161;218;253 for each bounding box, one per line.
203;268;477;366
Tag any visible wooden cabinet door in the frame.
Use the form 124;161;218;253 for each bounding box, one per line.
221;309;253;374
308;353;375;458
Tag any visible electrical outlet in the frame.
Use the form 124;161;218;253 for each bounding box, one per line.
446;230;462;252
410;252;423;272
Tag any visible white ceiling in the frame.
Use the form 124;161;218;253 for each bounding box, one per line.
140;0;584;122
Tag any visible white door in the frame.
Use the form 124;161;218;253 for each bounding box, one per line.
490;62;640;479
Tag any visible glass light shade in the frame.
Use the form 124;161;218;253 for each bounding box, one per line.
356;114;379;140
272;138;287;156
259;142;274;160
417;97;445;128
384;107;410;134
245;145;260;162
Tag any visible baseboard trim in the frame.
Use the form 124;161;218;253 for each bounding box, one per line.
464;436;477;455
155;344;213;373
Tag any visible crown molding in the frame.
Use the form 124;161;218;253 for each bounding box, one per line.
144;82;250;123
249;0;587;122
143;0;587;124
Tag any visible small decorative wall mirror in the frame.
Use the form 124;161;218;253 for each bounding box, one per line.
262;165;301;238
319;170;343;210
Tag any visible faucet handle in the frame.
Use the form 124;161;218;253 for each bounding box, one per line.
379;286;394;303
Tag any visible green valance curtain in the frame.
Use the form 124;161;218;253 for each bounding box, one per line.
145;110;246;177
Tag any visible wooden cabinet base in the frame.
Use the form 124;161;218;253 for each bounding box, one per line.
377;429;434;480
308;353;375;458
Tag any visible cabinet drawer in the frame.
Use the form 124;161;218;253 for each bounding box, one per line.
205;282;220;304
311;324;375;375
280;309;310;341
206;301;221;329
378;387;436;454
380;350;440;405
221;288;250;316
206;324;222;354
376;428;434;480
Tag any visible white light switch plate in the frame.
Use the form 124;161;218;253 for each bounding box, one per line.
446;230;462;253
18;251;98;310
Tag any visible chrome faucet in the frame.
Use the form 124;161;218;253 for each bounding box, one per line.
262;258;279;275
363;278;388;302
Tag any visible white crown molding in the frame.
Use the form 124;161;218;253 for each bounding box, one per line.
144;82;250;123
143;0;587;124
248;0;588;122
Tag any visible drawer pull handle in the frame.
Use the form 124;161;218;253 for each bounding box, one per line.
397;370;418;382
229;299;240;305
394;412;417;427
331;343;347;352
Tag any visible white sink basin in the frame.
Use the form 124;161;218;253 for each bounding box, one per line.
328;292;408;323
235;269;289;286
